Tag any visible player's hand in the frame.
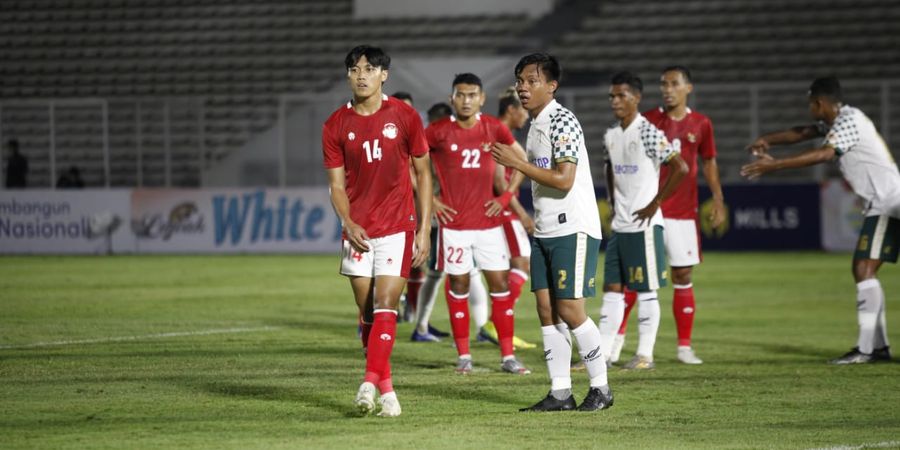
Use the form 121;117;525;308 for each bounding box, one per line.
491;142;524;169
411;229;430;268
484;191;512;217
709;197;726;229
343;221;371;253
745;138;770;158
739;154;776;180
484;199;504;217
434;197;458;225
519;214;536;235
632;200;660;227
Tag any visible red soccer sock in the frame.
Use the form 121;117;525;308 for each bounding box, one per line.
364;310;397;386
508;269;528;304
378;361;393;394
359;315;373;350
673;285;696;347
618;288;638;335
445;280;471;356
491;292;515;358
406;268;424;314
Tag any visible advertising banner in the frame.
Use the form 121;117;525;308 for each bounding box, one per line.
819;179;864;252
130;188;341;253
0;189;133;254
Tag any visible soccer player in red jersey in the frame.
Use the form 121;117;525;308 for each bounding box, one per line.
428;73;531;375
614;66;726;365
322;46;433;417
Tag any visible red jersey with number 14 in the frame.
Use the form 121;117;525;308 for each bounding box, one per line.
427;114;515;230
644;107;717;220
323;95;428;238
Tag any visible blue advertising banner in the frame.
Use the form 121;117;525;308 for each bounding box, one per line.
519;182;821;250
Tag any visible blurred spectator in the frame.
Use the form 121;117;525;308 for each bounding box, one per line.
57;166;85;189
5;139;28;188
392;91;414;107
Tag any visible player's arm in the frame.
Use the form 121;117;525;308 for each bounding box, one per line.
740;145;836;180
633;153;688;226
701;157;727;229
327;166;370;253
485;142;527;217
411;153;433;268
604;158;615;215
491;143;577;192
746;125;822;157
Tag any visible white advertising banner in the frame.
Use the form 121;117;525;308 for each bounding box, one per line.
131;188;342;253
820;179;864;252
0;189;133;254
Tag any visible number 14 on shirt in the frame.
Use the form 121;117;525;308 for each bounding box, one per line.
363;139;382;163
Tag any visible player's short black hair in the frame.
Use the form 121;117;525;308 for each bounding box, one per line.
514;53;562;85
498;88;521;116
392;91;413;104
662;65;692;83
427;102;453;123
344;45;391;70
809;76;842;103
610;71;643;95
7;138;19;150
452;73;483;89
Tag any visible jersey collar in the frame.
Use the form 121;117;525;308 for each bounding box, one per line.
346;94;389;109
531;99;559;125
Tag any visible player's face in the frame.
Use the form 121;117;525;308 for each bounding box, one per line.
515;64;557;114
347;56;388;99
608;84;640;120
451;83;484;120
660;71;692;109
808;96;827;121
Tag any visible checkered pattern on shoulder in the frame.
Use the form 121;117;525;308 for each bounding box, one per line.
639;118;675;163
825;106;861;156
549;105;584;164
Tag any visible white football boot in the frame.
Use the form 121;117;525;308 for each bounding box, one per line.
377;392;402;417
355;382;376;414
677;346;703;365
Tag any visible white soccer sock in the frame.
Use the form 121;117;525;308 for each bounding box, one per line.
636;291;660;359
468;269;489;328
876;292;890;349
415;269;445;334
856;279;884;354
571;319;608;388
598;292;625;358
542;325;572;391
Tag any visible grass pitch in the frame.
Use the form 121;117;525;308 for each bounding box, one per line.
1;253;898;449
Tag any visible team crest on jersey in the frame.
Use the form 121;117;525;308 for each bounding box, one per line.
687;133;696;143
348;132;356;141
382;123;398;139
628;142;638;152
451;144;459;152
481;142;491;152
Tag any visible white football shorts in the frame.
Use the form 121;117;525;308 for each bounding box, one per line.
502;218;532;259
663;218;701;267
438;226;510;275
340;231;414;278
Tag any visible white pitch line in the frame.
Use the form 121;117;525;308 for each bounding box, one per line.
808;441;900;450
0;326;280;350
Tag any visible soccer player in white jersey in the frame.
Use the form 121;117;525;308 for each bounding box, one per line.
598;71;688;370
492;53;613;412
742;76;899;364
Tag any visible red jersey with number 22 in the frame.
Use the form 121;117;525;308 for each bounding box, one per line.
427;114;515;230
322;95;428;238
644;107;717;220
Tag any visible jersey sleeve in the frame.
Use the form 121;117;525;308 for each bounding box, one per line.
698;117;717;159
404;108;429;157
494;119;516;145
549;110;583;164
824;112;860;156
640;121;676;164
322;120;344;169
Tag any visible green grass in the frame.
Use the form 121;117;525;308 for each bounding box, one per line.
1;253;898;449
